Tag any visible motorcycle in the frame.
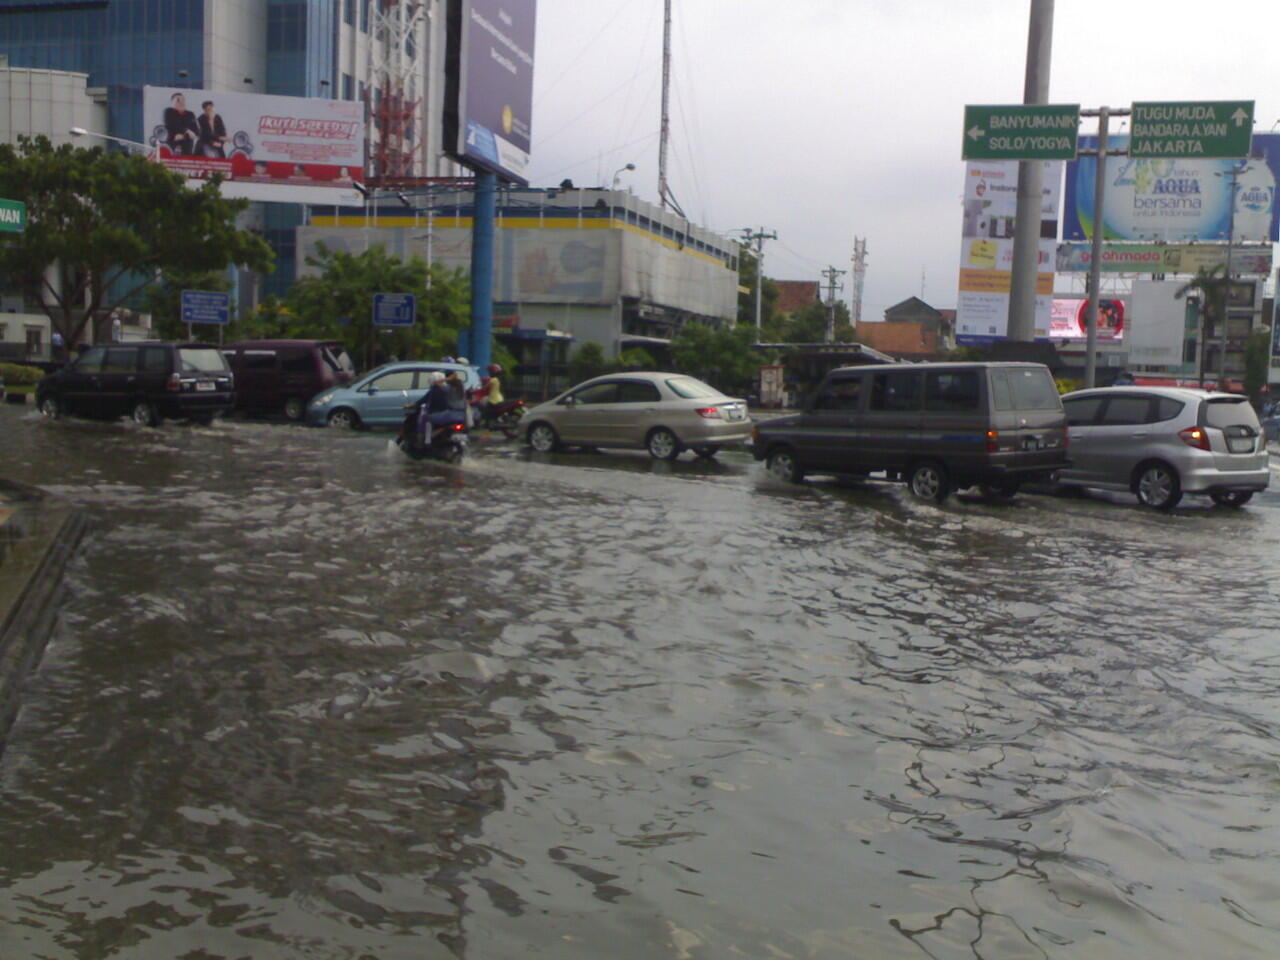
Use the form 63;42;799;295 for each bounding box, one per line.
396;405;468;463
472;397;526;439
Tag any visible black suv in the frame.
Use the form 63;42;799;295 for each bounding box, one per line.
36;341;235;426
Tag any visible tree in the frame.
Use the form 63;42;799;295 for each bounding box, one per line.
0;136;272;347
670;322;759;393
286;243;470;369
781;300;855;343
569;341;607;383
1243;327;1272;406
1175;265;1228;385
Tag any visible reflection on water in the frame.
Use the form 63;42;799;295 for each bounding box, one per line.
2;406;1280;958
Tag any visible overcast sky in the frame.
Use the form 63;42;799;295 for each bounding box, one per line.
525;0;1280;322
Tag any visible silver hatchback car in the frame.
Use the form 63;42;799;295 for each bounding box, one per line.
523;372;751;460
1056;386;1270;509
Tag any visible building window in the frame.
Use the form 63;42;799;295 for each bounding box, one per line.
343;0;354;26
360;0;369;32
342;72;354;100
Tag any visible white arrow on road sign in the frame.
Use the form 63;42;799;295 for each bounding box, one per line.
967;125;985;141
1232;108;1249;126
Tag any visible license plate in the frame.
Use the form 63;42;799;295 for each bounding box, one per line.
1227;437;1253;453
1022;435;1041;451
195;381;216;392
726;406;744;421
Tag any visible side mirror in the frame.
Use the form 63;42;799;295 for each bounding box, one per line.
558;395;577;406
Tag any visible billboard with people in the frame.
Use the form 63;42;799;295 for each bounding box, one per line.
142;86;365;205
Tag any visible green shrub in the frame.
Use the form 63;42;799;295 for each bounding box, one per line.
0;362;45;386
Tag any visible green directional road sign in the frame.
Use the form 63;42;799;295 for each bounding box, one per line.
962;103;1080;161
0;198;26;233
1129;101;1254;158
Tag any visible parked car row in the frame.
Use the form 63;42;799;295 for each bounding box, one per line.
31;347;1273;511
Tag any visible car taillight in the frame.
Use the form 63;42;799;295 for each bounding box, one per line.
167;373;181;392
696;406;723;419
451;422;465;432
1178;426;1210;450
985;429;998;452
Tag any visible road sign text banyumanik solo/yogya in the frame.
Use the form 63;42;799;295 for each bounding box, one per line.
983;111;1076;154
1129;102;1251;156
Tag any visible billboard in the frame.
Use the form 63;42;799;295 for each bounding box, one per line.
1056;241;1273;275
443;0;535;184
142;86;365;205
1050;298;1125;341
956;160;1061;344
1064;134;1280;243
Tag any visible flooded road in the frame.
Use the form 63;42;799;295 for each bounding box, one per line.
3;402;1280;959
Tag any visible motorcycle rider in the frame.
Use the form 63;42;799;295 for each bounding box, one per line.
481;363;504;419
419;371;464;441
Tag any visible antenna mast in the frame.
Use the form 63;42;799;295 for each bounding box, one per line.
658;0;674;211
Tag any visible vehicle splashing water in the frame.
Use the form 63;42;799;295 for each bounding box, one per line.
2;407;1279;958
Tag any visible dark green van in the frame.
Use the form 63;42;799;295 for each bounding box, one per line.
750;362;1068;502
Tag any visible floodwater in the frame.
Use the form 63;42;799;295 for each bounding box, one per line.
2;403;1280;959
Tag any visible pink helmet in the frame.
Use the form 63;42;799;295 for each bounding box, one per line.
487;363;502;376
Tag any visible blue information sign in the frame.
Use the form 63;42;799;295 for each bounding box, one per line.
181;290;230;325
372;293;416;327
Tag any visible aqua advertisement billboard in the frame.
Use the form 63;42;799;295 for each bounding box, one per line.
444;0;535;184
1064;134;1280;243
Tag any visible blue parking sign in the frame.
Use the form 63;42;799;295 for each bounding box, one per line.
181;290;230;325
372;293;416;327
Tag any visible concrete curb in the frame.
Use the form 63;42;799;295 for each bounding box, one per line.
0;478;88;751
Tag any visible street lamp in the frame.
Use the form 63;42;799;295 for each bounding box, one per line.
68;127;151;154
611;162;635;188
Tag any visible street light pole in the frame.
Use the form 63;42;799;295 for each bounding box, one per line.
68;126;150;154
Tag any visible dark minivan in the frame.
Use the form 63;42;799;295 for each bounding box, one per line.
223;339;354;420
36;341;234;426
751;362;1069;502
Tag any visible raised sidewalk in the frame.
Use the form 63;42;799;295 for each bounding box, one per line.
0;478;88;749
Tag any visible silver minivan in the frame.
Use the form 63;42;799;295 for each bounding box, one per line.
1056;386;1270;509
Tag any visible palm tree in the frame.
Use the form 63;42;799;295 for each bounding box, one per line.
1175;264;1228;388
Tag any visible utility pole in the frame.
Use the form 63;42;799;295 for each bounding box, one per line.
821;265;847;343
850;238;868;329
1218;159;1250;387
1007;0;1054;342
741;227;777;341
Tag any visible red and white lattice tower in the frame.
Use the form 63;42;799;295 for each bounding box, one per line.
365;1;427;184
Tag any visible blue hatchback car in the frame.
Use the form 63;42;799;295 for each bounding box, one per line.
306;360;481;429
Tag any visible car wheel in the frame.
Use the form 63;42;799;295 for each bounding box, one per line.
909;460;950;503
283;396;306;421
647;427;681;461
442;443;466;465
1135;462;1182;510
765;447;804;483
693;444;721;459
131;399;160;427
327;408;361;430
1210;490;1253;508
527;422;559;453
38;395;61;419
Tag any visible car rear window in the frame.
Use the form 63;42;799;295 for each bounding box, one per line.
1007;368;1061;409
1205;397;1260;429
1063;395;1103;425
665;377;720;399
178;347;229;373
280;350;313;373
870;371;922;411
1100;396;1152;425
323;346;354;374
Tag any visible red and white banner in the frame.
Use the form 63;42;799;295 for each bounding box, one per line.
143;86;365;205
